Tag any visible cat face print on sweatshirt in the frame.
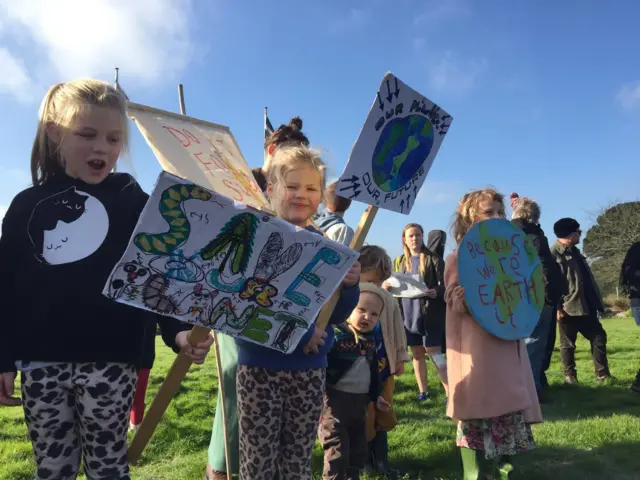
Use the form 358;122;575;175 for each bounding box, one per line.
27;186;109;265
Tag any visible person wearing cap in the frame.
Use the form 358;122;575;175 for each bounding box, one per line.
550;218;612;384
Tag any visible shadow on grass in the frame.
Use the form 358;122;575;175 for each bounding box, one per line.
312;441;640;480
541;383;640;420
519;441;640;480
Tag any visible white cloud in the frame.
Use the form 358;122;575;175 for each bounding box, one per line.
616;82;640;112
414;0;470;26
416;179;464;205
428;51;488;95
0;48;36;103
328;8;371;34
0;0;195;101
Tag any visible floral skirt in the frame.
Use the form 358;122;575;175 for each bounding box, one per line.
456;411;535;460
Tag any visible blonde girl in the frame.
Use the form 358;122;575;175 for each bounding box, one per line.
388;223;447;401
206;116;311;480
0;79;213;479
446;189;541;480
235;145;361;480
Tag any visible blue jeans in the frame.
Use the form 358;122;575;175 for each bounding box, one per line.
631;298;640;326
525;305;554;393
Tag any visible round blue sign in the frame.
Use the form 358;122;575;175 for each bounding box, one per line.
457;218;545;340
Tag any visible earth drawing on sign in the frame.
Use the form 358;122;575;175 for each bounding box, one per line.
458;218;545;340
372;114;434;192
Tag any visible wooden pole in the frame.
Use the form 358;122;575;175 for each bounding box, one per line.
314;205;378;331
128;87;233;480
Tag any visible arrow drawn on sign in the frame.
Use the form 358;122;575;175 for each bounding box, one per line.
377;92;384;111
400;199;405;213
406;194;412;211
340;182;361;192
341;174;360;184
348;190;361;199
414;185;418;199
386;79;393;103
394;77;400;98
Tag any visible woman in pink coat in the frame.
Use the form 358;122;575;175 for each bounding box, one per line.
445;188;542;480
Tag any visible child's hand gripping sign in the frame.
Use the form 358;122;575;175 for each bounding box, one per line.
457;218;545;340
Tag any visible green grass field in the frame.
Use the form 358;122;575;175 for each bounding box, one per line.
1;317;639;479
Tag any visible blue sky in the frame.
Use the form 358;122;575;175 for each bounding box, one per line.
0;0;639;259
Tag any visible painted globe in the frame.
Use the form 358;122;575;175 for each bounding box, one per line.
371;114;434;192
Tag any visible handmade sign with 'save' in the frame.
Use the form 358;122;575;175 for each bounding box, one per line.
104;172;359;353
457;219;545;340
337;72;453;214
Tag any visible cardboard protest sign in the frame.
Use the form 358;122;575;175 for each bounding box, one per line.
127;102;267;210
104;172;359;353
458;219;545;340
337;72;453;214
386;273;428;298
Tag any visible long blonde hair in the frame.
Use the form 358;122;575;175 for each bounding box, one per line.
31;79;129;186
452;188;505;244
401;223;428;275
266;144;327;225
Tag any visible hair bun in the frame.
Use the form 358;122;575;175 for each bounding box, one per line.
289;116;303;131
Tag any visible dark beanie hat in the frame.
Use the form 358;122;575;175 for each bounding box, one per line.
554;218;580;238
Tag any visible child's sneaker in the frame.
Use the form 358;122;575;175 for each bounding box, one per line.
417;392;429;401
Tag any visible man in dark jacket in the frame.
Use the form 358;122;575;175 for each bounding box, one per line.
551;217;612;384
620;242;640;393
511;197;563;399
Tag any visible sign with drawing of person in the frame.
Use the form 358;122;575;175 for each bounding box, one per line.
337;72;453;214
103;172;359;353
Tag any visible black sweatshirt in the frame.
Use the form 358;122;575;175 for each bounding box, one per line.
0;172;190;373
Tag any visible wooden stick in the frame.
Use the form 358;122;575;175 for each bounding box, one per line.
314;205;378;331
128;326;211;464
178;84;187;117
129;87;233;480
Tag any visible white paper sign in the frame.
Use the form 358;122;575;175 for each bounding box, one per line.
127;103;268;210
337;72;453;214
104;172;359;353
386;273;428;298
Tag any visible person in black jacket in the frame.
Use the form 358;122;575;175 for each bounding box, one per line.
0;79;213;479
511;195;563;400
620;242;640;393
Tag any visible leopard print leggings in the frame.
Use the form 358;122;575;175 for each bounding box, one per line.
236;366;325;480
21;362;137;480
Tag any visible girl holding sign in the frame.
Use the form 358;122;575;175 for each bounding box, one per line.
0;79;213;479
235;144;361;480
445;189;541;479
206;116;311;480
388;224;448;401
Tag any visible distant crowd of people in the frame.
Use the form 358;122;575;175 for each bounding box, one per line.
1;81;638;480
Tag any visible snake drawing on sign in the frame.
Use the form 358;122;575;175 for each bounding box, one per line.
239;232;303;308
135;184;212;255
203;213;260;292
